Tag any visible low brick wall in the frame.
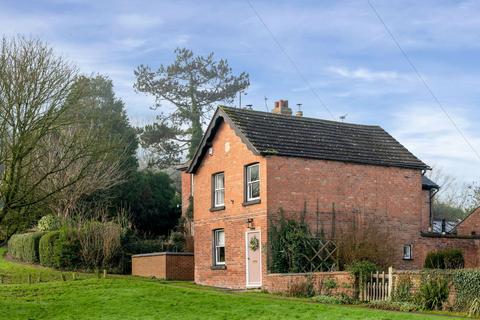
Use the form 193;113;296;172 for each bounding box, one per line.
263;272;355;297
132;252;194;281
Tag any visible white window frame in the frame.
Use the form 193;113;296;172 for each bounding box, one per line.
213;172;225;207
403;244;412;260
214;229;225;265
246;164;260;201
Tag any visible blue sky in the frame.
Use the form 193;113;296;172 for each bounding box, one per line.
2;0;480;182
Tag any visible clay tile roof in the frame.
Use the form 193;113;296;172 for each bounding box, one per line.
187;106;429;173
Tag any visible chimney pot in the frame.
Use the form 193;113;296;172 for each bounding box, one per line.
272;99;292;115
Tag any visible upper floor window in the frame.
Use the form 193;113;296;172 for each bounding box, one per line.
246;163;260;202
213;172;225;207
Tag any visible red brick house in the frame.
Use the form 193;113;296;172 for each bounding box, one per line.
179;100;480;289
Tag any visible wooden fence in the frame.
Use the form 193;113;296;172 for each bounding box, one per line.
360;267;393;301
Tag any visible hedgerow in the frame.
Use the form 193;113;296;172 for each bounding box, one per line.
8;232;46;263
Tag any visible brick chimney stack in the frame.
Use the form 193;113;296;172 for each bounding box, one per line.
272;99;292;115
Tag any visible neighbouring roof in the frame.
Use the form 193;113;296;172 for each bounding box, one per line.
422;175;439;190
187;106;429;173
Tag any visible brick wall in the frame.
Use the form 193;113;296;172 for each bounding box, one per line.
456;207;480;236
264;272;355;297
192;120;269;289
416;236;480;268
266;155;428;269
132;252;194;281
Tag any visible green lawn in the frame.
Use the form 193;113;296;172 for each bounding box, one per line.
0;248;463;320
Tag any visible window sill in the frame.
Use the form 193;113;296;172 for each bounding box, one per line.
210;206;225;212
243;199;261;206
403;258;413;261
211;265;227;270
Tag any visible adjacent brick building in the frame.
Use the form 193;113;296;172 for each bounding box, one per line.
180;101;480;289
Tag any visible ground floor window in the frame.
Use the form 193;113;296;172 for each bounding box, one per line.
214;229;225;265
403;244;412;260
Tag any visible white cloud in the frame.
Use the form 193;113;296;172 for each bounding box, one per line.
389;105;480;182
326;66;401;82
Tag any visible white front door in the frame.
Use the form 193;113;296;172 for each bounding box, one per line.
246;231;262;288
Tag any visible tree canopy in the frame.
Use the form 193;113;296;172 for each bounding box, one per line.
134;48;249;167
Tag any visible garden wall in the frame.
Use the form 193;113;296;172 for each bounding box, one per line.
132;252;194;281
263;272;355;297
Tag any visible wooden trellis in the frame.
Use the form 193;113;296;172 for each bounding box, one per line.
297;238;338;272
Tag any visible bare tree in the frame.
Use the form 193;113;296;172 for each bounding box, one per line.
32;126;126;218
0;37;78;232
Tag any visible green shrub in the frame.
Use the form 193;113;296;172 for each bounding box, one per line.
367;300;421;312
37;214;61;232
468;298;480;317
392;275;413;302
346;260;378;282
39;231;60;267
54;228;81;270
8;232;46;263
268;210;336;273
416;275;449;310
424;249;464;269
312;295;343;304
452;269;480;311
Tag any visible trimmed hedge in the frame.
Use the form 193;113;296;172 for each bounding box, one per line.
424;248;464;269
53;228;82;270
8;232;46;263
39;231;61;267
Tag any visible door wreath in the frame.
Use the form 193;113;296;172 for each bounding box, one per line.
249;236;259;251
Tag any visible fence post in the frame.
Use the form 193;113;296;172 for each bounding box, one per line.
388;266;393;300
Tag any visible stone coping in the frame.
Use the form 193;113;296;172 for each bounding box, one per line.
132;252;194;258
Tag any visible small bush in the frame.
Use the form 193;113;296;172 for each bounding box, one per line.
77;221;122;270
37;214;61;232
286;275;315;298
392;275;413;303
312;295;343;304
416;275;449;310
39;231;60;267
468;298;480;317
424;249;464;269
346;260;378;282
54;228;82;270
8;232;46;263
368;300;421;312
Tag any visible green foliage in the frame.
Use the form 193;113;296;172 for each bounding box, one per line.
312;293;356;305
8;232;46;263
416;275;449;310
424;249;464;269
468;298;480;317
346;260;378;282
119;171;180;236
37;215;61;232
39;231;61;267
452;269;480;311
367;300;421;312
268;211;336;273
392;275;413;303
54;228;82;270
